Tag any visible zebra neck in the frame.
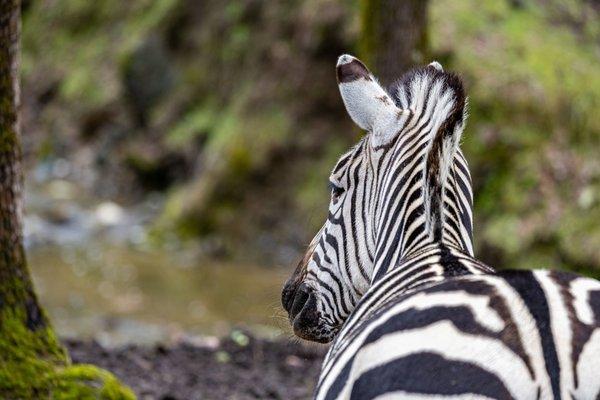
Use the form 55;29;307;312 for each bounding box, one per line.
344;244;493;339
370;137;474;283
371;241;489;285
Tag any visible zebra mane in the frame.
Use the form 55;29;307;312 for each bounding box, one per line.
390;66;468;244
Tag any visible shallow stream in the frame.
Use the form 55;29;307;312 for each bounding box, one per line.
24;162;291;346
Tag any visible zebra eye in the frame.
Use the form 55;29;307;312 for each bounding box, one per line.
329;182;345;201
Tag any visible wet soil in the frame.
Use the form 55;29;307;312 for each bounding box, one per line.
66;334;326;400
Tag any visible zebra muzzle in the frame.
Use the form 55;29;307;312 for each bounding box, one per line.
282;283;322;340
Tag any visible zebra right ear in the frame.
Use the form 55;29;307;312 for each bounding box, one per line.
336;55;409;146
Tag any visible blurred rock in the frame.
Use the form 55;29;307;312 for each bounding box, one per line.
95;202;125;226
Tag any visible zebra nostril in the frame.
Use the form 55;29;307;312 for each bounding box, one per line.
281;281;296;314
288;285;311;320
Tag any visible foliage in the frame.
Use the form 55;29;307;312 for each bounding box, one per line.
22;0;179;111
431;0;600;277
159;95;292;238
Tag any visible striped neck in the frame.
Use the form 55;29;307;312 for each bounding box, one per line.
369;140;474;283
367;68;475;284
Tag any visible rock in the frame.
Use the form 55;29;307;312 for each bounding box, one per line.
95;202;125;226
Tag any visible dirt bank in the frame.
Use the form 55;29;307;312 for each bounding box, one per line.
66;334;326;400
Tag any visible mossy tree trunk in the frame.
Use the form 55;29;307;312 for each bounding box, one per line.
359;0;429;85
0;0;68;380
0;2;134;398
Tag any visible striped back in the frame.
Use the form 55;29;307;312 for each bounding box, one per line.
315;268;600;399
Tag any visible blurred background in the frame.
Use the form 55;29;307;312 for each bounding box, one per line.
20;0;600;347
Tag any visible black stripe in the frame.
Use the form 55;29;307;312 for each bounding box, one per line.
321;360;351;400
439;245;470;278
590;289;600;325
312;252;353;315
306;270;339;321
502;270;562;399
350;353;514;399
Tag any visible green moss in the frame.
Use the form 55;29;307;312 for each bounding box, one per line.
45;365;136;400
0;306;134;399
0;127;18;154
0;93;18;153
0;309;66;391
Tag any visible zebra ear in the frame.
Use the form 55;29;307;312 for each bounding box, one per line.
336;55;409;146
428;61;443;72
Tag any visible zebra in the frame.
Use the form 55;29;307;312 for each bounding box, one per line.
281;54;600;399
281;54;485;343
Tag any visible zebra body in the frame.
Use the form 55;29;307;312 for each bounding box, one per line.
281;54;600;399
317;253;600;399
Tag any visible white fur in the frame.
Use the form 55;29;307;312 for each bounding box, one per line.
571;277;600;325
429;61;444;71
337;55;410;147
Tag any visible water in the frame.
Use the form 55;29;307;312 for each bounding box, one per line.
24;161;292;346
30;244;289;346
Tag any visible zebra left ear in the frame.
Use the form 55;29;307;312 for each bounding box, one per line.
337;54;410;147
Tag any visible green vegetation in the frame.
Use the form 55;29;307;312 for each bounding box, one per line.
431;0;600;276
159;97;292;238
21;0;600;277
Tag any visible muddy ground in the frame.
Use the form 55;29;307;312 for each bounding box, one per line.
66;334;326;400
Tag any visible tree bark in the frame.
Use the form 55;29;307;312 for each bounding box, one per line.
0;0;69;390
359;0;429;85
0;0;56;338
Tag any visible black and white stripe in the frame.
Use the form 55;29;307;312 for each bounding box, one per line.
282;54;600;399
316;268;600;399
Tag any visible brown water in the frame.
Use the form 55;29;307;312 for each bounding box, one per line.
24;171;295;345
29;244;291;345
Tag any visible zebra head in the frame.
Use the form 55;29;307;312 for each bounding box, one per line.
282;55;473;342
